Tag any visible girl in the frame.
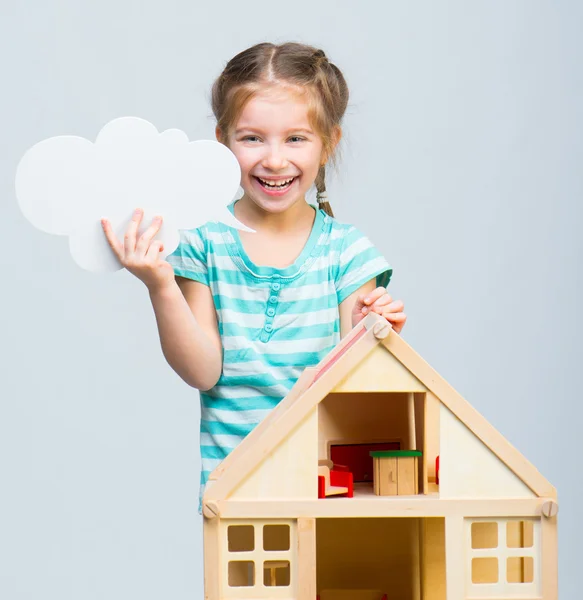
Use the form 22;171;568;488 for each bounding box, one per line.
101;42;406;506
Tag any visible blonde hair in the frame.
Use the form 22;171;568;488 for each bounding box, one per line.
211;42;349;217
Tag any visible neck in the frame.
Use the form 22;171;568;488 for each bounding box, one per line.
235;195;315;234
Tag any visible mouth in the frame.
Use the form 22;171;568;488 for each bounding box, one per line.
253;176;297;194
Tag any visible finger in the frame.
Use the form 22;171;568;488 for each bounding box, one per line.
124;208;143;256
370;294;395;310
375;299;403;313
101;218;123;259
145;239;165;261
363;287;387;305
136;216;163;256
385;312;407;323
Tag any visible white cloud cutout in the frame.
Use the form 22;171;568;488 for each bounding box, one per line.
15;116;253;272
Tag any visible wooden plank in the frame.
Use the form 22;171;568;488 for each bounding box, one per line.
444;516;464;600
216;498;546;519
380;334;556;499
415;392;428;494
203;518;221;600
541;514;558;600
297;518;317;600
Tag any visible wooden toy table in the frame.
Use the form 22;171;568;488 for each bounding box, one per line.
370;450;422;496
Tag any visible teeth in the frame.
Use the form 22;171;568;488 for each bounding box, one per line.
259;177;295;187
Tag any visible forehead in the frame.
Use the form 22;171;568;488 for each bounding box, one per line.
235;88;313;132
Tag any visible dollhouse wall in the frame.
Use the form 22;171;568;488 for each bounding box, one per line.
438;405;535;499
230;408;319;500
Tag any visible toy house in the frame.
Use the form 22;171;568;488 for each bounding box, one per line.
202;313;558;600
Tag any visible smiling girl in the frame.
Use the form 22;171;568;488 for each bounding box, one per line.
101;42;406;506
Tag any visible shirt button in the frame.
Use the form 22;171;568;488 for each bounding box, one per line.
267;308;275;317
271;282;281;291
269;296;277;304
265;324;273;332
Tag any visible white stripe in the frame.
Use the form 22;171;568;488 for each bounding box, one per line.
202;406;273;423
337;256;389;288
338;235;373;267
217;306;338;327
221;334;337;355
200;433;246;448
179;229;205;249
168;255;207;274
211;280;335;303
206;229;235;244
204;384;277;400
200;457;224;471
223;359;300;380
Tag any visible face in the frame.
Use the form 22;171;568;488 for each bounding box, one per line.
222;88;328;215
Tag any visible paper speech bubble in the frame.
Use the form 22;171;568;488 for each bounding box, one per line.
15;116;252;272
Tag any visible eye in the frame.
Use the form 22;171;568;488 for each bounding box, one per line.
242;135;261;143
288;136;305;143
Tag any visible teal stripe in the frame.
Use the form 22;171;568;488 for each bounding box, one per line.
221;321;338;340
201;419;259;436
216;372;297;389
204;265;336;286
201;445;232;459
201;395;280;411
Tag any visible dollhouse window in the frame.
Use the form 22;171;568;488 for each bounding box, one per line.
466;518;540;598
263;524;290;551
223;520;295;596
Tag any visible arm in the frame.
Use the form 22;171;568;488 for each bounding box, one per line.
101;210;222;391
339;279;377;338
149;277;222;391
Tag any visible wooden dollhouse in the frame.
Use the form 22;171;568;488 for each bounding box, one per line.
201;313;558;600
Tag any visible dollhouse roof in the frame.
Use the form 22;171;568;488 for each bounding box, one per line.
204;312;555;505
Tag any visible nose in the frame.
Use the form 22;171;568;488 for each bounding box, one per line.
261;144;289;171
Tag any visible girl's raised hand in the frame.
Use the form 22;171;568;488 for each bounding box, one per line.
352;286;407;334
101;208;175;292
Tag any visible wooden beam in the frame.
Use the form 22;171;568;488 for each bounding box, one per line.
297;518;317;600
215;497;548;519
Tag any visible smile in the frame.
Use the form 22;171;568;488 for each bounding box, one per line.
255;176;296;190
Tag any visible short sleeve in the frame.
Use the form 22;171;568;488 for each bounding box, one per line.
166;228;209;286
335;226;392;304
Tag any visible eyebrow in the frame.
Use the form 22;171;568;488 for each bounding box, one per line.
234;127;314;136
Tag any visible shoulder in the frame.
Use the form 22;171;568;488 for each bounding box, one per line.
324;212;375;257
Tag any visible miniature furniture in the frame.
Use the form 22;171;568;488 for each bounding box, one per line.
317;461;354;498
370;449;422;496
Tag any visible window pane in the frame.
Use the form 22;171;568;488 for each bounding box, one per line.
263;524;290;551
472;557;498;584
507;557;534;583
228;525;254;552
507;520;534;548
471;522;498;549
228;561;255;587
264;560;291;587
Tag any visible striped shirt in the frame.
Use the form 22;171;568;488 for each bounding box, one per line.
167;201;392;505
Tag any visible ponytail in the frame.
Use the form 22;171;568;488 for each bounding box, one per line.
315;164;334;217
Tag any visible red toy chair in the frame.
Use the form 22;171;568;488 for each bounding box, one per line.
317;460;354;499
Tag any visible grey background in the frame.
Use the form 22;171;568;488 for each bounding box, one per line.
1;1;580;598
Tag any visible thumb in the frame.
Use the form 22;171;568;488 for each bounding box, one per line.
353;294;367;312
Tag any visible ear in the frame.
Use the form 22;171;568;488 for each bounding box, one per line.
321;125;342;165
215;126;224;144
